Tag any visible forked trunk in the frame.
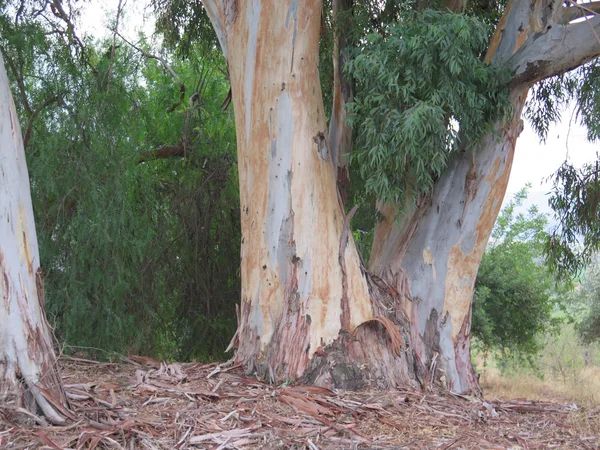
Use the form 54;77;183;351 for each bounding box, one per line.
369;0;600;393
370;89;528;393
0;52;68;424
204;0;600;391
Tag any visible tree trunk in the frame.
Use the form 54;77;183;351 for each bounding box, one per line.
370;88;528;393
369;0;600;393
206;0;371;380
203;0;428;389
0;52;68;424
203;0;600;391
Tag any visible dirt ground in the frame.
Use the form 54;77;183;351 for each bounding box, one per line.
1;357;598;449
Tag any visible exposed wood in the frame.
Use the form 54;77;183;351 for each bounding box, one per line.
339;204;359;331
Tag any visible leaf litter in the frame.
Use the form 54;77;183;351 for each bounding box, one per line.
0;357;598;449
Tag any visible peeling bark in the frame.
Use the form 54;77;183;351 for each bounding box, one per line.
202;0;600;391
0;52;69;424
367;0;600;393
370;88;528;393
204;0;381;383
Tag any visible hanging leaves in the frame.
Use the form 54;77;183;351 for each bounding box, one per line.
346;10;511;206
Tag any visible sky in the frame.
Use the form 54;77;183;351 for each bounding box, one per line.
79;1;599;214
507;111;598;215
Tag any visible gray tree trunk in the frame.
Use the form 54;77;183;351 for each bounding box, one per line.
0;51;68;424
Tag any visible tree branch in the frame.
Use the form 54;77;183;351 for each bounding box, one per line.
23;94;62;150
137;143;185;164
116;31;183;87
509;15;600;87
556;1;600;25
3;53;32;115
104;0;125;92
329;0;354;206
116;30;186;110
49;0;96;74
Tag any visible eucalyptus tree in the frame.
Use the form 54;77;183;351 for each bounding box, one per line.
195;0;600;393
0;52;68;424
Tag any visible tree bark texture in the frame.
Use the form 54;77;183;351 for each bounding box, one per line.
204;0;385;382
328;0;354;206
0;52;69;424
369;0;600;393
203;0;600;391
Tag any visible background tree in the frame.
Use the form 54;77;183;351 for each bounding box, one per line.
565;255;600;343
1;0;241;361
473;187;562;356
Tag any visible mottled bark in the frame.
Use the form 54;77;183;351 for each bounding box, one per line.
370;0;600;393
204;0;383;383
202;0;600;391
370;89;527;393
0;52;69;424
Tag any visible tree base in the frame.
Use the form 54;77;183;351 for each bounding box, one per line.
301;317;424;391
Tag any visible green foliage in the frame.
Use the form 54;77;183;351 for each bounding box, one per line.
524;61;600;143
523;64;600;278
2;4;240;361
473;187;563;355
524;75;578;143
346;10;510;206
566;256;600;343
151;0;220;58
545;161;600;280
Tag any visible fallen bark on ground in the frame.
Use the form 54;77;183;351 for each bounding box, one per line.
0;357;598;449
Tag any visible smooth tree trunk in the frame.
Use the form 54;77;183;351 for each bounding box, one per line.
206;0;370;379
205;0;426;389
370;0;600;393
0;52;68;424
204;0;600;391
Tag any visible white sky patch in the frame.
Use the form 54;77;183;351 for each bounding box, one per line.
79;0;155;42
507;103;599;215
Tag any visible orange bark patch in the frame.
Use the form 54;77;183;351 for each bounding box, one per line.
17;202;34;276
443;244;479;341
445;92;527;343
485;0;514;63
514;25;530;54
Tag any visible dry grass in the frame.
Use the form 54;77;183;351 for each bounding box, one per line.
481;364;600;407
